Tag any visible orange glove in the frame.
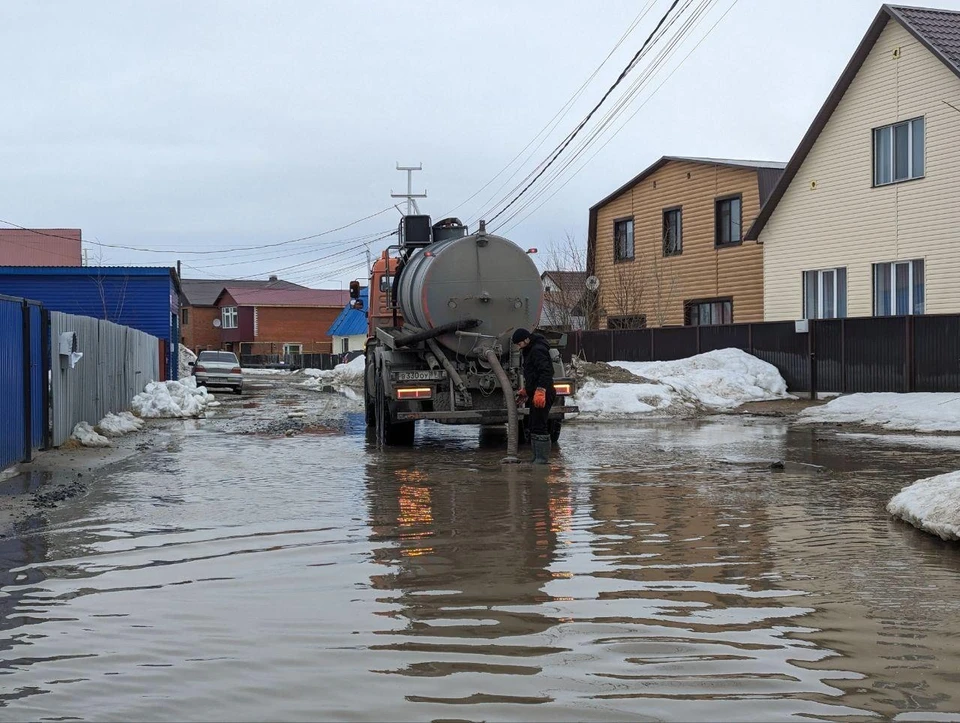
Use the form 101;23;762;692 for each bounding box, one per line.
533;387;547;408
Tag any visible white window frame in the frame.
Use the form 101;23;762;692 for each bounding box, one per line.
283;343;302;355
803;267;846;319
221;306;238;329
873;259;924;316
873;117;924;186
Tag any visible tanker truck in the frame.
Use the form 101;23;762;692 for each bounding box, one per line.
361;214;578;449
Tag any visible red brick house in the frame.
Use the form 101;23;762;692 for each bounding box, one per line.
214;286;351;355
0;229;82;266
179;277;306;352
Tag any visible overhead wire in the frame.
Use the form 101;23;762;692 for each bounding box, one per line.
445;0;658;223
495;0;720;232
499;0;740;235
479;0;682;227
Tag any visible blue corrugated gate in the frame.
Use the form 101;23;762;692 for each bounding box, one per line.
0;294;48;470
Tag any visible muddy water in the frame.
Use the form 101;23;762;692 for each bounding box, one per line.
3;409;960;721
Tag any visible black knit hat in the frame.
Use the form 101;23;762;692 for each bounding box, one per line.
511;328;531;344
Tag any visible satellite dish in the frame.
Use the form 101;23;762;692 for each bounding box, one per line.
585;275;600;292
212;318;222;328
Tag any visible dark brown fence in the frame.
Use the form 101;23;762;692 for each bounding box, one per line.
241;353;341;370
563;314;960;395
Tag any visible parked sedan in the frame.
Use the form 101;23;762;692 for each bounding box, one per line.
191;351;243;394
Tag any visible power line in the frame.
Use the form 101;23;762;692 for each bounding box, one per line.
483;0;682;226
0;205;394;256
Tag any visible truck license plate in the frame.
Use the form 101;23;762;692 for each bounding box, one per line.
396;370;445;381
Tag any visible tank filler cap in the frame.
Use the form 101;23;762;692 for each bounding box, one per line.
476;220;488;247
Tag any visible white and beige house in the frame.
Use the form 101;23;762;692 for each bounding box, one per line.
746;4;960;321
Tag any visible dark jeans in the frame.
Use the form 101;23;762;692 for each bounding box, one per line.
527;390;556;436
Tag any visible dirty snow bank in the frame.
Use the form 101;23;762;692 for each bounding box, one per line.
888;471;960;541
178;345;197;380
131;377;220;418
301;355;365;391
97;411;145;436
574;349;791;418
71;422;112;447
798;393;960;432
242;368;294;376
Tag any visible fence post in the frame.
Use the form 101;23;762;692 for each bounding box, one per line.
21;300;33;463
747;323;753;356
41;308;51;450
905;315;914;392
808;319;818;400
840;318;846;394
650;328;655;361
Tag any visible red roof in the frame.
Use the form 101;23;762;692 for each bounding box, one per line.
0;229;82;266
219;286;351;307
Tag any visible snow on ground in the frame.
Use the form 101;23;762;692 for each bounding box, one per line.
301;356;365;392
798;393;960;433
888;471;960;541
242;368;294;376
838;432;960;451
96;411;145;437
131;377;221;418
575;349;792;419
178;345;197;380
71;421;111;447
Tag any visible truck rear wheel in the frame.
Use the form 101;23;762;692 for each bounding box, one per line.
374;365;415;446
364;354;376;426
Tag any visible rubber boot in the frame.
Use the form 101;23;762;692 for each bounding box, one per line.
531;433;551;465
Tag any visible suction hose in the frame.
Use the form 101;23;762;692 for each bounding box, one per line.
482;347;520;464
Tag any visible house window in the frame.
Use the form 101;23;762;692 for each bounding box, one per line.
714;196;742;246
221;306;238;329
663;207;682;256
874;117;924;186
181;307;189;325
341;338;350;354
873;260;924;316
614;218;634;261
803;268;847;319
607;315;646;329
685;298;733;326
283;343;303;355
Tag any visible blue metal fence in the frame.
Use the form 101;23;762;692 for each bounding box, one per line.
0;294;48;470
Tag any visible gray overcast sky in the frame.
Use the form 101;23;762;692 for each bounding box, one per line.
3;0;959;287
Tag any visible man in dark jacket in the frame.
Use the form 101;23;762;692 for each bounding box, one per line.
511;328;555;464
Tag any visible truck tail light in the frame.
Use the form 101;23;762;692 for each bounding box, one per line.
231;367;242;374
553;382;573;396
396;387;432;400
193;365;206;373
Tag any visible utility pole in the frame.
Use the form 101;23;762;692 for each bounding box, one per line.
390;163;426;216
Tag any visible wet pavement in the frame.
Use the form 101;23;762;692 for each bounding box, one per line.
2;377;960;721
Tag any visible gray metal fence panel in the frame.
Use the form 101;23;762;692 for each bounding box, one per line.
49;311;160;447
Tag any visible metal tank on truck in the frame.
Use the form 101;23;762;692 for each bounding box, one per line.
360;213;578;457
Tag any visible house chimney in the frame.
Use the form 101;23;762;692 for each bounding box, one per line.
269;275;278;282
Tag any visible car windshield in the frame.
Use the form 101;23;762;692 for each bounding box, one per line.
198;352;239;364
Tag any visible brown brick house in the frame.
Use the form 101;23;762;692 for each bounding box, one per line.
179;277;305;351
586;156;785;328
214;286;351;355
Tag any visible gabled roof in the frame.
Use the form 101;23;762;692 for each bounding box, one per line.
327;288;369;337
541;270;587;288
180;277;306;306
216;286;350;308
589;156;786;213
745;4;960;240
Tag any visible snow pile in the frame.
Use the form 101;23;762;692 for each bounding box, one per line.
71;421;111;447
131;377;219;418
798;393;960;432
178;345;197;380
301;355;365;391
242;368;293;376
96;411;145;437
574;349;791;418
888;471;960;541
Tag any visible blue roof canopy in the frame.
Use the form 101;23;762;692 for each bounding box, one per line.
327;288;369;337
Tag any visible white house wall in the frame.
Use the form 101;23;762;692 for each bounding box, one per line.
762;19;960;320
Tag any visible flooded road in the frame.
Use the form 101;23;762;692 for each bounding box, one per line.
3;379;960;721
